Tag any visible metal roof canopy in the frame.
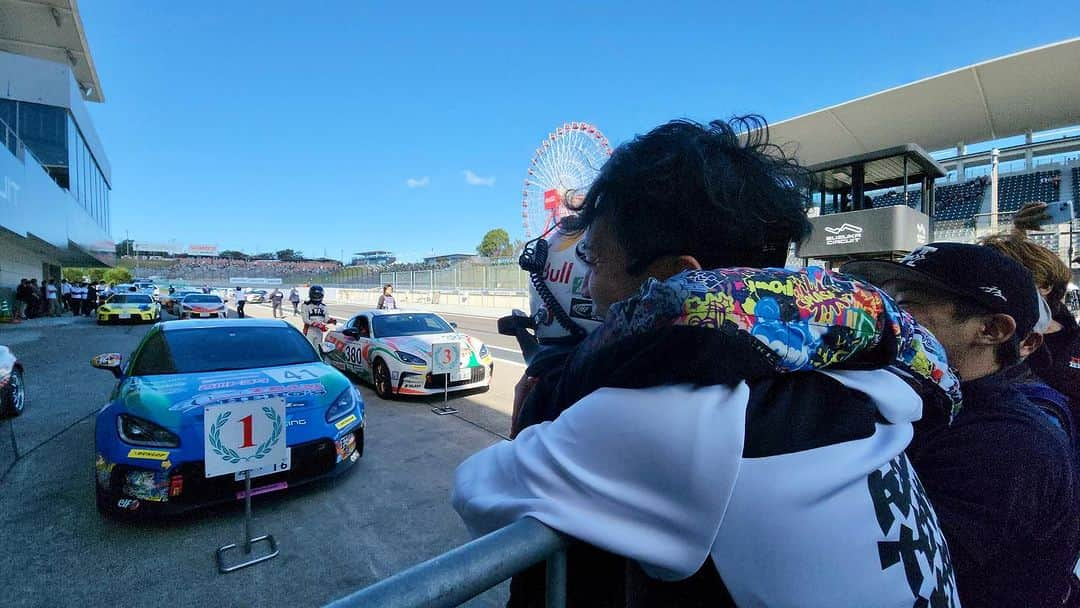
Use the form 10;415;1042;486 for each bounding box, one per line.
0;0;103;102
766;38;1080;167
808;144;946;193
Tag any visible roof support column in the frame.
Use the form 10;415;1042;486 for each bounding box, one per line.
990;148;1000;232
1025;130;1034;170
956;142;966;181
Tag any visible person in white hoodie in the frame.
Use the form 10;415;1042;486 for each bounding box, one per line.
453;117;963;607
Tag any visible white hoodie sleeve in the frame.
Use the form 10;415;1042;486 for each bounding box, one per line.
452;383;749;579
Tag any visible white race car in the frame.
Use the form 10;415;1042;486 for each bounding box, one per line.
324;310;493;399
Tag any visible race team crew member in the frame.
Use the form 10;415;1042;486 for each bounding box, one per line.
454;118;962;607
301;285;336;347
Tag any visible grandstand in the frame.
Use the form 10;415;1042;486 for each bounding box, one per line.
771;38;1080;272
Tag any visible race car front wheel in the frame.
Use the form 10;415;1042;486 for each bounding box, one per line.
1;368;25;417
373;360;393;400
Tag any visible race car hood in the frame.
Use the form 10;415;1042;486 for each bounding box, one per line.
116;362;351;431
102;302;156;310
378;333;486;365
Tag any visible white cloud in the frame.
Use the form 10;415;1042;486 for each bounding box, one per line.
406;176;430;188
463;170;495;187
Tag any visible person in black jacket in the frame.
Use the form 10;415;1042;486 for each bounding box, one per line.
845;243;1080;608
458;117;963;608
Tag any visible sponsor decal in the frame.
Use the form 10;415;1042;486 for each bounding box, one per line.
334;414;358;430
236;481;287;500
117;498;140;511
286;417;307;427
170;382;326;413
262;366;323;384
543;261;574;284
198;377;270;391
1069;357;1080;370
569;297;595;320
979;286;1006;301
823;223;863;246
127;448;171;461
571;276;586;297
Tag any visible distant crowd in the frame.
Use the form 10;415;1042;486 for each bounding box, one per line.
121;255;342;279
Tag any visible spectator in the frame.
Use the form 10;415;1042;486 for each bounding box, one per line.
987;204;1080;410
27;279;42;318
454;117;962;607
70;282;84;316
844;243;1079;607
13;278;30;320
377;284;396;309
270;288;284;318
234;287;246;318
45;279;60;317
61;279;71;312
85;282;97;317
289;287;300;315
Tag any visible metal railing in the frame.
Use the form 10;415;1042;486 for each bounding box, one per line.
325;518;570;608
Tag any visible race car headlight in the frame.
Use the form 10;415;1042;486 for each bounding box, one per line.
396;351;426;366
117;414;180;448
479;344;489;358
326;386;360;423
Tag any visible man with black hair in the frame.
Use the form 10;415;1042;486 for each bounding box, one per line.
845;243;1079;607
454;118;962;607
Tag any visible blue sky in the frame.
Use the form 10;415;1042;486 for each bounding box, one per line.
78;1;1077;262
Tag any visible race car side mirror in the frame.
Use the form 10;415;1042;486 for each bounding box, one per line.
342;328;360;338
450;322;458;329
91;353;123;378
319;342;336;354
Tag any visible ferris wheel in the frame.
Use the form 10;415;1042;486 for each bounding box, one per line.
522;122;613;239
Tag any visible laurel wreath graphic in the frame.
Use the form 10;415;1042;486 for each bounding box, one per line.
209;406;283;464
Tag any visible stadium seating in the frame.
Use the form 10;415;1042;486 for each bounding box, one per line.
998;170;1060;212
1072;167;1080;213
871;190;921;209
933;177;987;221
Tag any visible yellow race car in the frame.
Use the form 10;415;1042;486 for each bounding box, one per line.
97;293;161;325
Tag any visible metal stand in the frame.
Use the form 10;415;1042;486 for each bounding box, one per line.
215;470;279;573
431;373;458;416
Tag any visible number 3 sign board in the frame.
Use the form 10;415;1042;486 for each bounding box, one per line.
204;397;288;478
431;342;460;374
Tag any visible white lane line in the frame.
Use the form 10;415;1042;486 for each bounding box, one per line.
488;345;522;356
493;357;526;367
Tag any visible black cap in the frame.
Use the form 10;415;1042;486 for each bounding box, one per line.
842;242;1040;338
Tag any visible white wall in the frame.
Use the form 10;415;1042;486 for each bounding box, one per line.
0;238;45;288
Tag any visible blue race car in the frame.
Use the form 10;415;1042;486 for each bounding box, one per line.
91;319;364;517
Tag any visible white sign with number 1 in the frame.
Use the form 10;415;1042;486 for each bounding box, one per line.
204;397;288;478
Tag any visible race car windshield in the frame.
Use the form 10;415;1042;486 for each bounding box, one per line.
107;294;153;304
372;313;454;338
182;295;222;304
130;327;318;375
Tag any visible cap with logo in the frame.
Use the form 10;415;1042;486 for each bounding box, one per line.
841;242;1040;339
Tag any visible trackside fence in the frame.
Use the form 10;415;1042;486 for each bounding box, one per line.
324;518;570;608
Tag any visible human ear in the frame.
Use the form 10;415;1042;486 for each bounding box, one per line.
1018;331;1044;359
979;313;1018;347
644;255;702;282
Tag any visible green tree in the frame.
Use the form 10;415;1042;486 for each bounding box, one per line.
276;248;303;261
103;267;134;284
477;228;512;257
219;250;247;260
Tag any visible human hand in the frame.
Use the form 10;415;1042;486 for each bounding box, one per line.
510;375;539;439
1011;202;1050;233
